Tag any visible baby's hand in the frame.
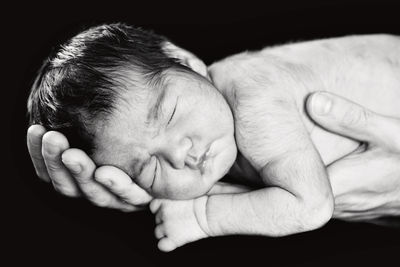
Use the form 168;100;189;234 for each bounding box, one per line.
150;196;211;252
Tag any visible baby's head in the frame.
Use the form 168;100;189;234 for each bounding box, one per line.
28;23;237;199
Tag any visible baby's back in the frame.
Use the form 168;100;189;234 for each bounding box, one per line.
209;34;400;170
269;34;400;164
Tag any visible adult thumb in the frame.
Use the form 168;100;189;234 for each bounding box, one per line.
306;92;380;143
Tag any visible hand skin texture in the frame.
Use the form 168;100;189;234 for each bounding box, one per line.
27;126;152;211
307;92;400;223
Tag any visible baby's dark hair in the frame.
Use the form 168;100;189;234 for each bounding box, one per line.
27;23;187;155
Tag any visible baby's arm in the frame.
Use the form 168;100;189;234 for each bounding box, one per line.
151;96;334;252
203;87;334;237
206;181;253;195
205;151;333;237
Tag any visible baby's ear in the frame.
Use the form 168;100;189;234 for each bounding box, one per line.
162;42;210;80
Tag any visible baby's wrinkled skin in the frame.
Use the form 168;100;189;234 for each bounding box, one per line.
94;34;400;252
93;70;237;200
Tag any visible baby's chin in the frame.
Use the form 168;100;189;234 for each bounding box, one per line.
152;140;238;200
153;171;222;200
164;157;236;200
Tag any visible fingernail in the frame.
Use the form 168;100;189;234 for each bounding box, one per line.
62;159;82;174
312;93;332;115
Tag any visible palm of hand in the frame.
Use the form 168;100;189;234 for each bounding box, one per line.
329;146;400;221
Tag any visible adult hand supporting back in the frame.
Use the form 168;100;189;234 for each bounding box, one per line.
307;92;400;224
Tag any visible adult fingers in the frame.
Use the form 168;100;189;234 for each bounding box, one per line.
327;151;376;197
327;150;391;219
62;148;137;211
27;125;50;182
95;166;153;206
42;131;81;197
306;92;390;145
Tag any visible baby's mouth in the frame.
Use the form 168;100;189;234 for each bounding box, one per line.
197;147;212;174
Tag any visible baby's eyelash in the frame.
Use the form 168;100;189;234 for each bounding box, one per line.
153;159;158;180
167;98;179;125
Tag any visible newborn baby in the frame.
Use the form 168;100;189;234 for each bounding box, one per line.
27;23;400;251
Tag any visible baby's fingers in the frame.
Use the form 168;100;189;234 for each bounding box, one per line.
95;166;153;206
150;199;163;214
154;224;165;239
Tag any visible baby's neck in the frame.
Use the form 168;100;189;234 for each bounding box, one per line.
227;151;262;186
207;64;232;98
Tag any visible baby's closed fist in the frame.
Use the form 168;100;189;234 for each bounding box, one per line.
150;196;211;252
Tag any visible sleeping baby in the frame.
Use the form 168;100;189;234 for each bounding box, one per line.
27;23;400;251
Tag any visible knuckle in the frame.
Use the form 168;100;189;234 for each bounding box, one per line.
31;153;44;162
46;162;61;173
110;186;131;201
43;144;62;158
108;181;122;191
342;106;370;128
84;187;101;201
123;193;146;205
93;196;111;207
121;196;137;206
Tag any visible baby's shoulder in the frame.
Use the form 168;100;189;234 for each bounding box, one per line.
208;49;316;106
209;50;284;89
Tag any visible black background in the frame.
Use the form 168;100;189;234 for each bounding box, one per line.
5;1;400;266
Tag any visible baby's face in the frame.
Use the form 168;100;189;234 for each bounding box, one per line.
93;69;237;199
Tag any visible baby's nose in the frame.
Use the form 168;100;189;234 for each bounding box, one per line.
167;137;192;169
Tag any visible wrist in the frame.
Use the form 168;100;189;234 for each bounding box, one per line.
193;195;213;237
201;193;236;237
